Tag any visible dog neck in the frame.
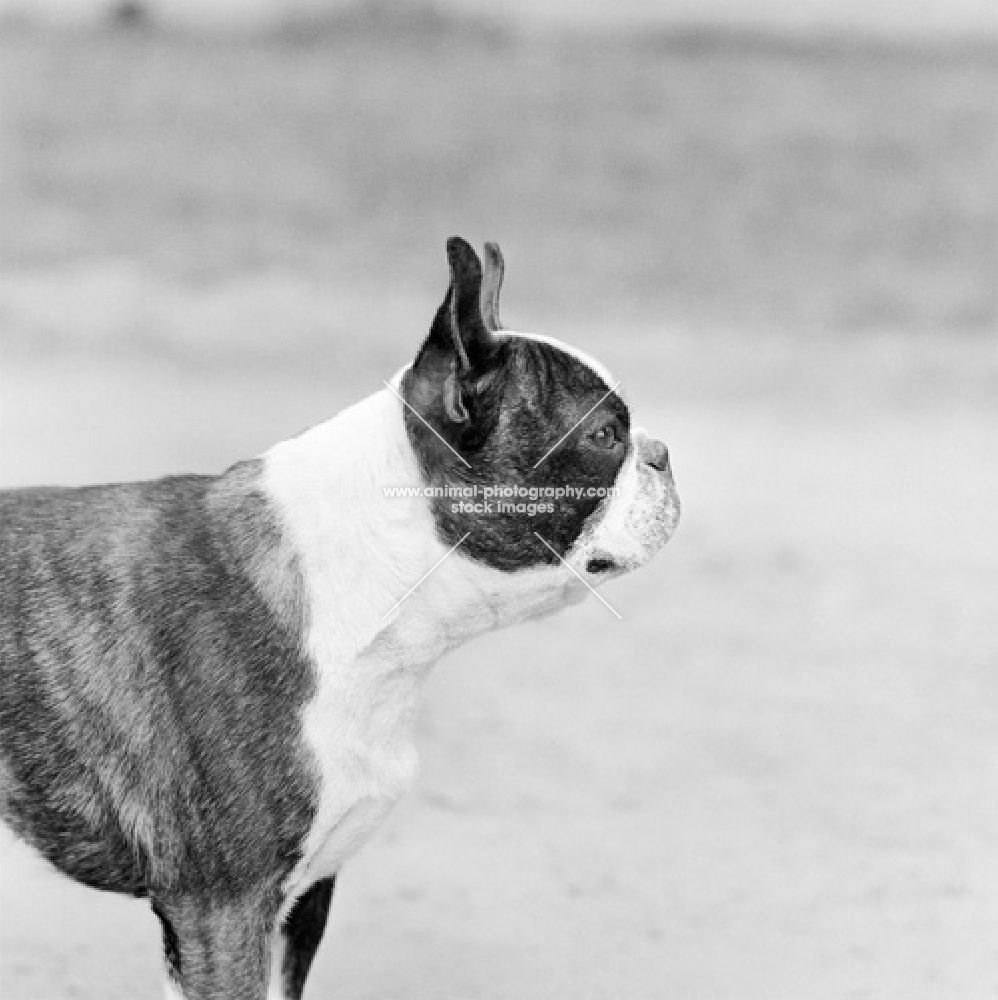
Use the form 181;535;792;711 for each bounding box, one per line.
260;381;585;678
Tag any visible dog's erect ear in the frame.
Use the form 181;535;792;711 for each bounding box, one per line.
423;237;494;373
481;241;504;332
408;236;506;436
405;238;508;451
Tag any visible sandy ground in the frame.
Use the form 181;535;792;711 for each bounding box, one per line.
1;328;996;999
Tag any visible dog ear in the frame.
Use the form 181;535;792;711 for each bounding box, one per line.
423;237;494;373
404;239;508;453
409;236;506;435
481;241;504;332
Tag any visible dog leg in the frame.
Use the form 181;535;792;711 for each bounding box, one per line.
151;893;277;1000
268;878;337;1000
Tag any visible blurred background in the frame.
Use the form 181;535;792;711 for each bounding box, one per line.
1;1;996;998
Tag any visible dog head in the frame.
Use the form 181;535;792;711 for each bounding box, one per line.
400;237;679;584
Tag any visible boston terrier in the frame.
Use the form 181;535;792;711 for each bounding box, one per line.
0;238;680;999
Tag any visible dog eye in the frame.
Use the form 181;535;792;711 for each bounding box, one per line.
591;423;620;449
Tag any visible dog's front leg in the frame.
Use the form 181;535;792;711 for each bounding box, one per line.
267;878;337;1000
152;893;277;1000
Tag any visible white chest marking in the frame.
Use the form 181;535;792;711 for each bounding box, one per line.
291;647;424;890
262;390;437;904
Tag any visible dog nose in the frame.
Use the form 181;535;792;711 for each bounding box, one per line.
642;438;669;472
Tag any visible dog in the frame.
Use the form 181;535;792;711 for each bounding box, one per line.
0;238;680;999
